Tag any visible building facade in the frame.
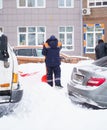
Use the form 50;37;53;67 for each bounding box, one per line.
83;0;107;59
0;0;82;56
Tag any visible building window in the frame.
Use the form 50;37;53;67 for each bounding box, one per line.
88;0;107;8
18;26;46;45
0;0;3;9
59;26;74;50
58;0;74;8
83;24;104;53
18;0;45;8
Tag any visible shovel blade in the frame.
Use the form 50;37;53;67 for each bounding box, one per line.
41;75;47;82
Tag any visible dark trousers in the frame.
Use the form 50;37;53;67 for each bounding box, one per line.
47;65;61;86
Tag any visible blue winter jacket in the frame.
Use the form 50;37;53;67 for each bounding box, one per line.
42;37;62;67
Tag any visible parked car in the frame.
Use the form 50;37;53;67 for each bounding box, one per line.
0;44;23;116
13;45;45;64
13;45;91;64
67;56;107;109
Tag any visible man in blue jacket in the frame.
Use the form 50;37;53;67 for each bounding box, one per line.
42;35;63;88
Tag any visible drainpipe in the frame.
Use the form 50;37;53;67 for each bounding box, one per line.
80;0;83;56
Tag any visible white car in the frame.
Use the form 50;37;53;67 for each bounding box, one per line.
0;44;23;116
67;56;107;109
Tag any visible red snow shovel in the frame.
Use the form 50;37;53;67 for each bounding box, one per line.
41;60;47;82
41;65;47;83
41;74;47;82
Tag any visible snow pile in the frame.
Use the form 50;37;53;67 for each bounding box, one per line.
0;62;107;130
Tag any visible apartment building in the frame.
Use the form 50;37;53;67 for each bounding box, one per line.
0;0;82;56
83;0;107;59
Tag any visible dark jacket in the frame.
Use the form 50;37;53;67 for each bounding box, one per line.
104;43;107;56
0;34;9;61
42;37;62;67
95;41;106;59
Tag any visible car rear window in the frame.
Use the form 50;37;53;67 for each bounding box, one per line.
13;48;43;57
92;56;107;67
18;49;34;56
36;48;43;57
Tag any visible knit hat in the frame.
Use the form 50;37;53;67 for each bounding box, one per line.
50;35;56;40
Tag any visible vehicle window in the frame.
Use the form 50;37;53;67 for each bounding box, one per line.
92;56;107;67
36;48;43;57
17;49;33;56
32;49;37;56
13;48;43;57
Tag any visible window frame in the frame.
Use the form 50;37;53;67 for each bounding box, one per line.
83;24;104;54
88;0;107;8
17;26;46;46
0;0;3;9
17;0;46;8
58;26;74;51
58;0;74;8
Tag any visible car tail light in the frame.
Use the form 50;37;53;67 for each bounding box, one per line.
87;77;105;87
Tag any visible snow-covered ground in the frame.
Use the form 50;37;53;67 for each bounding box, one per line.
0;61;107;130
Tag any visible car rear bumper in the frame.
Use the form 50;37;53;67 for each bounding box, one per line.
0;89;23;104
67;82;107;108
10;89;23;103
0;89;23;116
